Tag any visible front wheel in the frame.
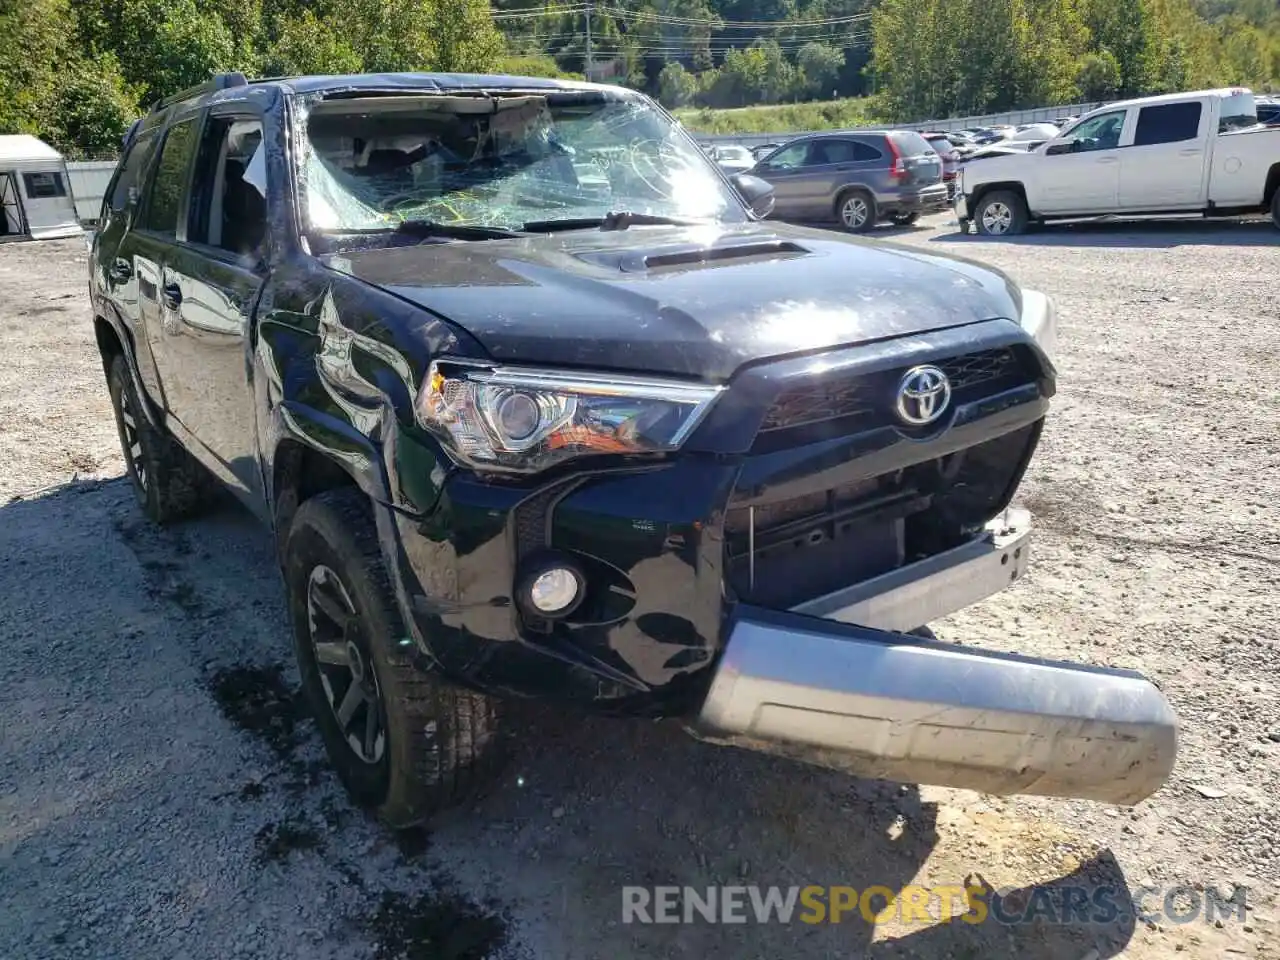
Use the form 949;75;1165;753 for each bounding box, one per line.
974;190;1028;237
837;190;876;233
1270;189;1279;230
285;488;504;828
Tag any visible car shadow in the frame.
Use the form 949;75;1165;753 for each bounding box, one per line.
0;477;1144;959
932;217;1277;248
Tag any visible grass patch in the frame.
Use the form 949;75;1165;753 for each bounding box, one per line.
675;95;882;135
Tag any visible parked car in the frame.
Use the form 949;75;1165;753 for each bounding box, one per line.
751;142;782;160
751;130;949;231
955;87;1280;235
706;143;757;176
921;131;963;198
1008;122;1059;141
972;125;1017;145
90;70;1178;827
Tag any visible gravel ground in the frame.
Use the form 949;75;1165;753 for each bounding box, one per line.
1;218;1277;960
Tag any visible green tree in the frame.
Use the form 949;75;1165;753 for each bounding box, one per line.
45;54;140;158
261;9;362;76
796;42;845;100
1083;0;1156;94
1076;49;1122;99
658;63;699;107
429;0;505;72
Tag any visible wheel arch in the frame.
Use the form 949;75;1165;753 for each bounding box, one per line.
834;184;874;216
93;312;164;429
271;435;365;556
970;180;1030;216
1263;162;1280;210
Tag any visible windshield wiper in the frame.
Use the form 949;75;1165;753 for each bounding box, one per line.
523;211;709;233
393;219;526;240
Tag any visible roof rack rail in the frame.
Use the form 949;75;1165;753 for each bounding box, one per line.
150;72;249;112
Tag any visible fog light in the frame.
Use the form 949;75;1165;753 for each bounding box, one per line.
530;568;579;613
517;555;586;620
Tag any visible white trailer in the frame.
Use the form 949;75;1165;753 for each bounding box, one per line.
0;135;84;242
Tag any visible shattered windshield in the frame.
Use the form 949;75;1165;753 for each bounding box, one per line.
297;89;746;234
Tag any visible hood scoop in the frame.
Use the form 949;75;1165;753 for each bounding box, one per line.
577;238;810;274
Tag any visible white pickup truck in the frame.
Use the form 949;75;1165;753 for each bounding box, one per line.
954;88;1280;235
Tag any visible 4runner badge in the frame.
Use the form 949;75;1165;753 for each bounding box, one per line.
895;365;952;426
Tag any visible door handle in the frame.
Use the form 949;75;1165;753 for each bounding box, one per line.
1178;148;1202;156
161;282;183;309
1095;157;1118;164
108;259;132;283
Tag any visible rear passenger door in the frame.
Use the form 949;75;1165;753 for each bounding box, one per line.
1118;100;1208;210
95;126;167;404
153;106;271;505
133;113;202;418
808;137;886;210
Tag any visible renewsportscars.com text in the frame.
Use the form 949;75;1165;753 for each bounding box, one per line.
621;884;1248;926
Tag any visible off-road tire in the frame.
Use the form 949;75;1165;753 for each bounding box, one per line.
836;189;876;233
106;353;213;524
890;212;920;226
973;190;1028;237
285;488;504;828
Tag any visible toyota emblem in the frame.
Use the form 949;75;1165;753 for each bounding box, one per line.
895;365;952;426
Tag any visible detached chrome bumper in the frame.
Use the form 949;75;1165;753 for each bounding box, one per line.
693;511;1178;805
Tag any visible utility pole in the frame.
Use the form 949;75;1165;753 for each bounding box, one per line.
585;2;594;81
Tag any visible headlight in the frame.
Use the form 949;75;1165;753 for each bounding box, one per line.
1019;288;1057;365
415;361;724;474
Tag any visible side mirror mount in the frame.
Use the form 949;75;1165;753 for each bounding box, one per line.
731;172;775;219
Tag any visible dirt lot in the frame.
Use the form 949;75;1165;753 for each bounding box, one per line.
1;218;1277;960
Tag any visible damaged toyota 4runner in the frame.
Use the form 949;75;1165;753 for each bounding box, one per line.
90;72;1178;827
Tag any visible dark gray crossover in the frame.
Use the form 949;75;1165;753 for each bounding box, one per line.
751;129;949;231
89;71;1177;828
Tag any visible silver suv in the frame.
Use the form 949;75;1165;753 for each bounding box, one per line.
750;130;948;232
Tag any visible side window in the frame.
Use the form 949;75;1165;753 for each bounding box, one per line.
810;140;863;165
851;141;883;161
22;172;67;199
187;116;267;257
1133;102;1202;146
142;118;200;235
108;132;159;213
1069;110;1127;151
764;142;809;170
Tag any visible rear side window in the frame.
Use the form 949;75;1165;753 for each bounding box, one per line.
143;118;200;235
23;172;67;199
109;132;159;212
888;130;934;156
1134;102;1202;146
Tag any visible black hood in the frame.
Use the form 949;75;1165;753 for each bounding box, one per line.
321;222;1023;381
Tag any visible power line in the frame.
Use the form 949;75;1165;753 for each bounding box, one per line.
491;5;589;20
595;7;874;27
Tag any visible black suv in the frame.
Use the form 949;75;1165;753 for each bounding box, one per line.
90;71;1177;827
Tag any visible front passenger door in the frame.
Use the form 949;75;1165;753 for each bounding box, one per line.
753;141;817;220
1031;109;1129;214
